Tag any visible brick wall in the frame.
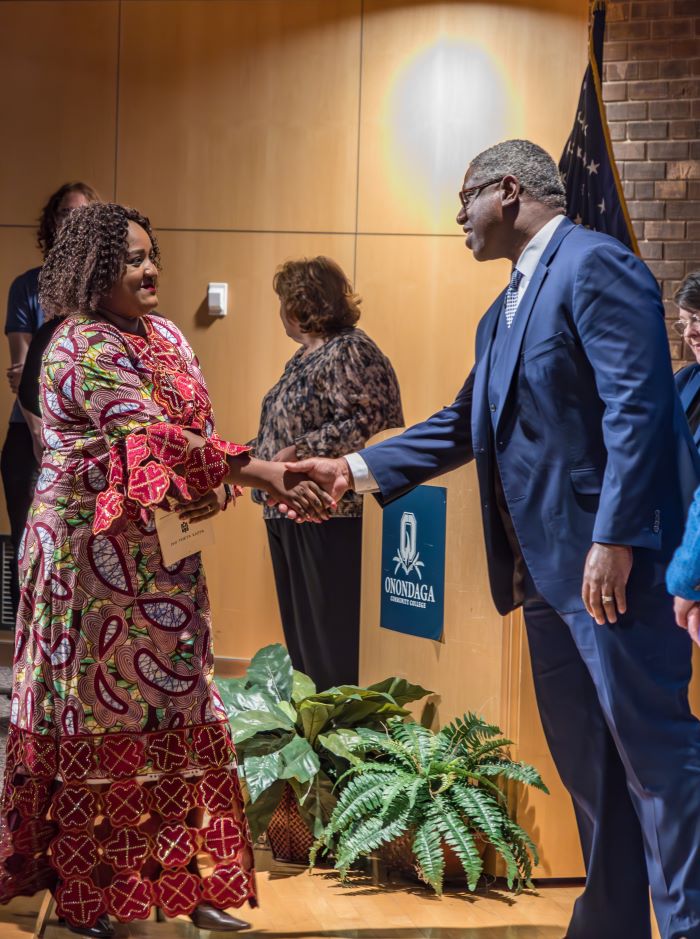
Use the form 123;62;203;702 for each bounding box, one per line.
602;0;700;362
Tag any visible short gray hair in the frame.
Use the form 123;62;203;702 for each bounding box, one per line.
469;139;566;211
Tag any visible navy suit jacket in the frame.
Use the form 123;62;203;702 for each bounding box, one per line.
362;218;700;615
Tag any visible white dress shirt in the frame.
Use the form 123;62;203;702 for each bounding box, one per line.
345;214;568;493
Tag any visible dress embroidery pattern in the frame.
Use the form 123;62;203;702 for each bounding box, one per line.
0;314;256;925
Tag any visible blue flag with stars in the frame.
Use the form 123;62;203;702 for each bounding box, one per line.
559;0;638;253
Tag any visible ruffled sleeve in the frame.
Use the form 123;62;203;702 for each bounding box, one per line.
44;320;250;535
95;425;249;534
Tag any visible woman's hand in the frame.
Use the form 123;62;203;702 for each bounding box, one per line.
674;596;700;646
225;456;335;519
7;362;23;394
268;466;335;521
178;486;226;523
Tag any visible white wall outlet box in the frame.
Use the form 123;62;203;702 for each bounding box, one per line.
207;282;228;317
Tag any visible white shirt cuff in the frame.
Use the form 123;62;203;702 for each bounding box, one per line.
345;452;380;493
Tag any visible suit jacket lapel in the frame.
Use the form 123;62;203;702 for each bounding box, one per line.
680;367;700;413
492;218;575;434
471;291;505;453
676;368;700;448
491;263;549;433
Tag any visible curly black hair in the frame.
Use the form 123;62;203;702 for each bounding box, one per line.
36;181;100;258
39;202;161;318
272;257;361;335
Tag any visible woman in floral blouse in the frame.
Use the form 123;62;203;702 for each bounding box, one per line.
0;203;329;938
253;257;403;689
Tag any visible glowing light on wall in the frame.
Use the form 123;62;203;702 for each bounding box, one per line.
383;38;523;229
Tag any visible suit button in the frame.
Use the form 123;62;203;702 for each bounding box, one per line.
490;403;496;412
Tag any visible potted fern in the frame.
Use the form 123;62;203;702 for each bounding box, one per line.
217;644;430;861
311;714;547;895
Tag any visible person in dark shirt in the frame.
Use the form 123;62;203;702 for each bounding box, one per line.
2;182;99;616
17;317;64;418
673;271;700;448
252;257;403;688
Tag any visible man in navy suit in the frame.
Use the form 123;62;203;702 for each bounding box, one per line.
289;140;700;938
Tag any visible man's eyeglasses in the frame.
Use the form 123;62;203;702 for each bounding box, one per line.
458;178;503;210
672;313;700;336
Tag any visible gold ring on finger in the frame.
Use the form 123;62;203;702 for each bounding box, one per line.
601;595;614;603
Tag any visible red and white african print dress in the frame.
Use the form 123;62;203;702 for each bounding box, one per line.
0;313;257;926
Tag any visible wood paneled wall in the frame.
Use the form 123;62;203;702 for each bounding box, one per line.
0;0;588;658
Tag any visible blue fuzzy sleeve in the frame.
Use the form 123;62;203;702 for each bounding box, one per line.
666;485;700;599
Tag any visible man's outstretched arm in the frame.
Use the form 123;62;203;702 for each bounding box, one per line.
285;368;475;506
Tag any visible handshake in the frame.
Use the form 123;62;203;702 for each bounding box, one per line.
173;436;357;525
267;456;354;521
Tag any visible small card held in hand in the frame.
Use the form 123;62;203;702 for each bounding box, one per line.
154;508;216;566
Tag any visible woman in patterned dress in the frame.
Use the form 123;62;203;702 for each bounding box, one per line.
0;203;330;937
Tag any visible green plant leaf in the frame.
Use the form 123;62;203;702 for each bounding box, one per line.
329;694;410;728
430;794;483;891
349;727;417;772
503;815;538;887
390;720;436;768
245;644;294;703
216;678;280;717
366;677;432;706
215;677;250;711
276;700;298;722
278;735;321;785
324;772;390;839
441;713;512;765
287;776;312;807
379;773;416;820
334;799;411;873
317;685;363;698
478;759;549;792
317;729;363;765
244;750;285;804
292;670;317;703
316;709;545;894
228;708;294;744
451;783;519;887
244;778;285;840
406;777;427;811
412;819;445;896
298;700;335;745
296;770;337;838
234;730;295;761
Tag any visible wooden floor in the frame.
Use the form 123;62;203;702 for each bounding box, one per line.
0;852;663;939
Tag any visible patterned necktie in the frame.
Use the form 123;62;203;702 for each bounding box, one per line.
504;268;524;328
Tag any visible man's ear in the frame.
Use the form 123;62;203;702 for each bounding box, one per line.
500;174;521;207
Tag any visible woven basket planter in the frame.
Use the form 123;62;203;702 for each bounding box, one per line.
266;784;315;864
379;830;486;885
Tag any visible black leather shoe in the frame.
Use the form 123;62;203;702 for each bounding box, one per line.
188;903;250;931
65;914;115;938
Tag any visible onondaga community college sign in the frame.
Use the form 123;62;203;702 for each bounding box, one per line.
380;485;446;641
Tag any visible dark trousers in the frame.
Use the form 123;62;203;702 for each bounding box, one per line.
265;517;362;689
0;423;38;618
523;574;700;939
